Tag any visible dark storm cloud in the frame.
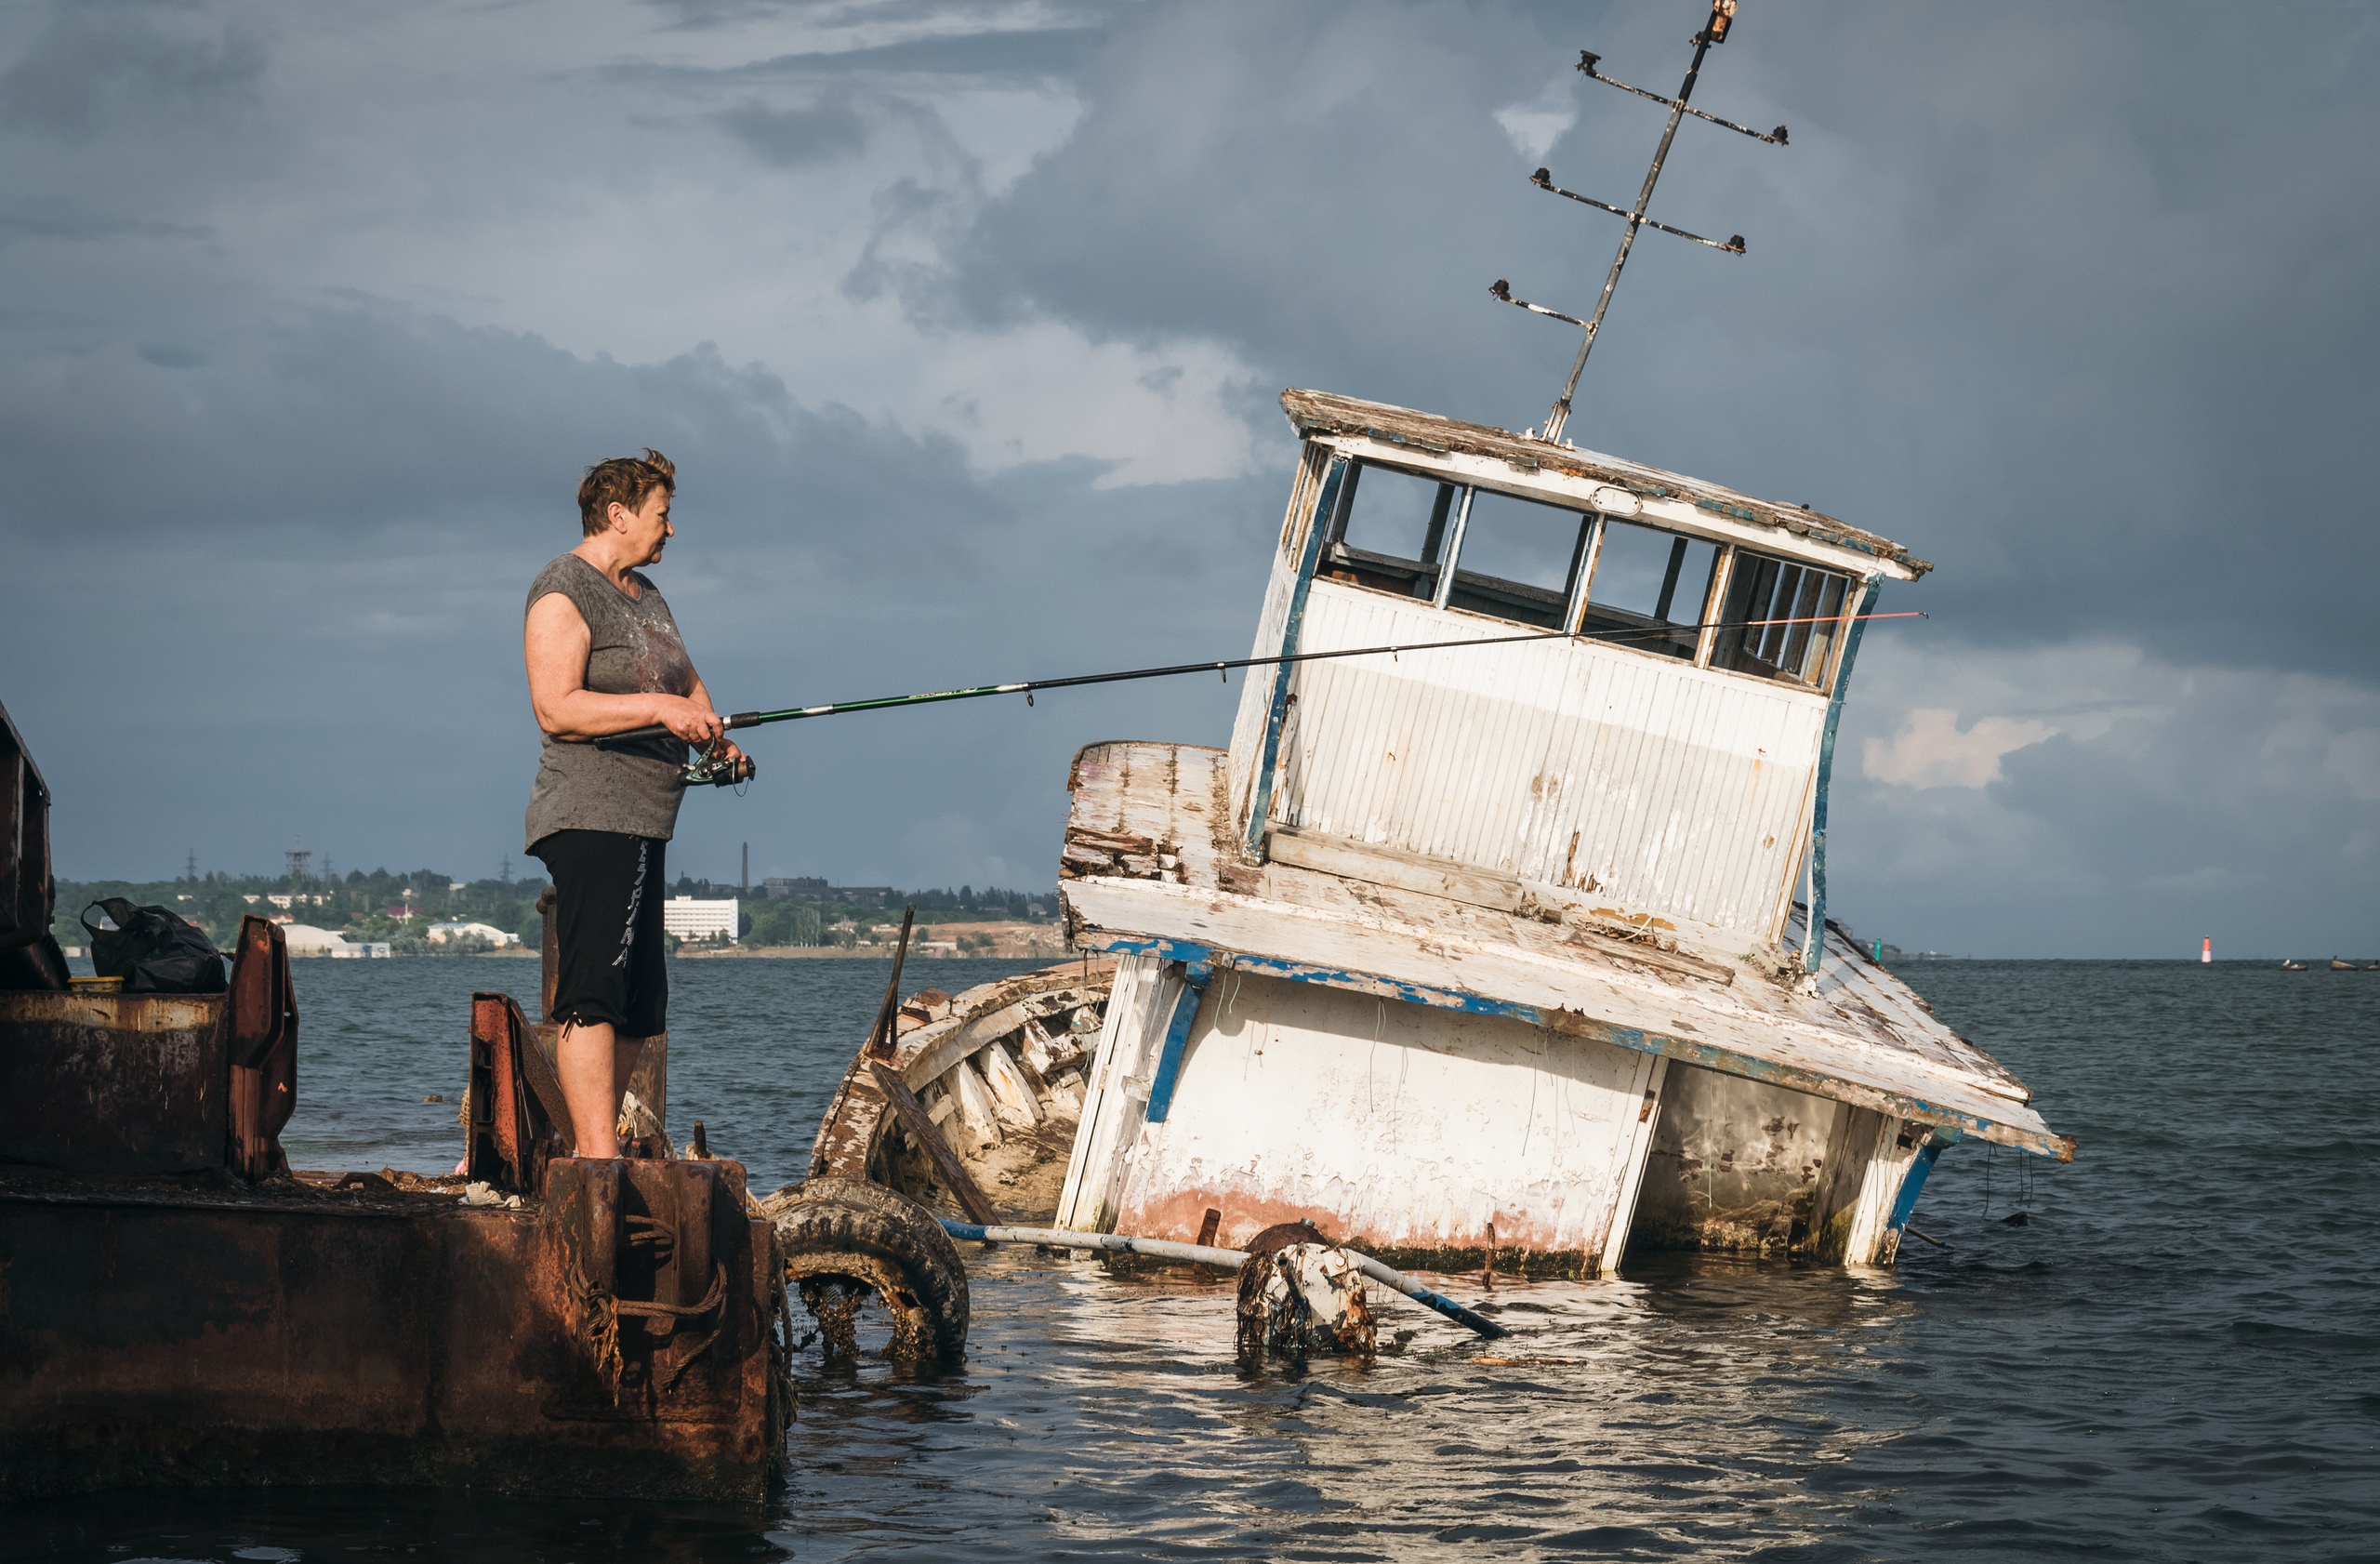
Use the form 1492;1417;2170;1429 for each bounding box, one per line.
933;1;2380;674
721;95;872;165
642;0;1116;54
0;201;211;246
0;6;265;138
615;23;1109;90
0;293;1274;881
1831;636;2380;957
4;0;2374;948
1;302;1009;563
742;25;1106;79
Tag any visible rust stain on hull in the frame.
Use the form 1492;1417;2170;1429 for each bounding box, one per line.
1118;1186;1597;1282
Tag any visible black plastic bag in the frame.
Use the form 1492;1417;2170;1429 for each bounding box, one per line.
81;897;227;994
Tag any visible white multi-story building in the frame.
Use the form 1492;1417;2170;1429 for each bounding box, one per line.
663;897;738;943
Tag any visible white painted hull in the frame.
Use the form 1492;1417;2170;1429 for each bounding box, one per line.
1055;953;1935;1272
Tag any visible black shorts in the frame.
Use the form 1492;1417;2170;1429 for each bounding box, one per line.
531;829;668;1037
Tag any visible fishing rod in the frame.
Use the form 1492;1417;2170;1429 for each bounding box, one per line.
600;610;1924;784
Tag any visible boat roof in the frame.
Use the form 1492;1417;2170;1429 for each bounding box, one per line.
1281;388;1930;580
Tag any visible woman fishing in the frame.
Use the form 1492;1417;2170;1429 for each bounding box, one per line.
521;449;745;1156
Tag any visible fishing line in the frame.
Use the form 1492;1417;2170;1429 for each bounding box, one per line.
596;610;1928;754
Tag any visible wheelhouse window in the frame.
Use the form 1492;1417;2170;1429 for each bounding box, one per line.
1321;462;1457;600
1576;520;1721;661
1443;489;1592;630
1711;550;1853;687
1311;457;1858;689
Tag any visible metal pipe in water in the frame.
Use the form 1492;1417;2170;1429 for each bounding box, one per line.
938;1220;1509;1341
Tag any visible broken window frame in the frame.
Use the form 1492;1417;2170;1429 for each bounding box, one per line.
1703;545;1856;690
1311;457;1855;692
1319;461;1463;603
1567;519;1723;662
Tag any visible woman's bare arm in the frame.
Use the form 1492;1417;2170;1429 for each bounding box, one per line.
524;592;724;743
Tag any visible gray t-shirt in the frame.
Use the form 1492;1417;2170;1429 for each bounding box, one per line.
522;553;695;848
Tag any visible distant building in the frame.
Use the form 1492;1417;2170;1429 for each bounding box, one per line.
280;924;390;959
426;921;520;948
834;886;894;906
664;897;738;942
762;876;828;899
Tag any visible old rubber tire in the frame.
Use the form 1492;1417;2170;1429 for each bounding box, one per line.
764;1175;970;1360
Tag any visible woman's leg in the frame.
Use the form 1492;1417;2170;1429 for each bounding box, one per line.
559;1017;623;1155
614;1034;645;1112
536;829;656;1157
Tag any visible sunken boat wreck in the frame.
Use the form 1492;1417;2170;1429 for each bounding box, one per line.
809;387;2074;1289
809;1;2070;1292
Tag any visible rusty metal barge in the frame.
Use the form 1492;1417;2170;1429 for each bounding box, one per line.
0;702;790;1503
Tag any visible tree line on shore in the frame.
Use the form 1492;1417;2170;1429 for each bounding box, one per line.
52;868;1057;956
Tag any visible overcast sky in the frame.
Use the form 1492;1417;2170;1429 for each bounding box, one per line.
5;0;2373;956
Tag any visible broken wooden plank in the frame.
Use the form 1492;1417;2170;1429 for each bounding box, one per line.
947;1057;1004;1148
977;1041;1043;1129
1267;825;1523;914
1268;826;1734;986
869;1062;997;1225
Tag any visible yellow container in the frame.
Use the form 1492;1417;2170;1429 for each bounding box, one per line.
68;975;125;994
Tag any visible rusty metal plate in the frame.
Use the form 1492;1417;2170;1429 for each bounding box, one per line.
0;991;229;1173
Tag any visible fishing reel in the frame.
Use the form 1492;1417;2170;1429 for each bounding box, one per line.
681;741;756;789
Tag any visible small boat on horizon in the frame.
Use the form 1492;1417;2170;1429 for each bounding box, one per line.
2282;961;2310;971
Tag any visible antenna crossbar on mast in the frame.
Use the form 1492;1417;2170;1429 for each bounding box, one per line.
1488;0;1783;444
1529;169;1744;254
1574;51;1788;145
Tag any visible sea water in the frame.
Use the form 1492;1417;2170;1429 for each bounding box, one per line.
3;957;2374;1561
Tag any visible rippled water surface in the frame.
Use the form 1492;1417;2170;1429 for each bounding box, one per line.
7;957;2375;1561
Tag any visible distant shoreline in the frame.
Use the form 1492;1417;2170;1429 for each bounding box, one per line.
678;942;1068;961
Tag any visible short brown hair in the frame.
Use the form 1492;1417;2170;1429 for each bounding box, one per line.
577;448;676;537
